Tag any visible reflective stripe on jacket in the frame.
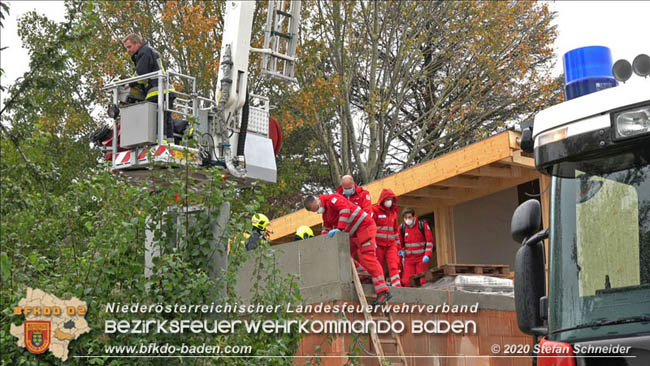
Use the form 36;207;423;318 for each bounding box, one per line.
319;193;372;237
372;188;400;248
402;218;435;258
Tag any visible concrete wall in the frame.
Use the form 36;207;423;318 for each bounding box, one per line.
237;235;516;311
453;187;520;269
237;236;529;365
235;233;356;304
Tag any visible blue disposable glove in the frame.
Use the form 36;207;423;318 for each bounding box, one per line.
327;229;342;238
422;255;430;263
398;250;404;257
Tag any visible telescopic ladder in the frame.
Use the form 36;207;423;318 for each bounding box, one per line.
259;0;301;83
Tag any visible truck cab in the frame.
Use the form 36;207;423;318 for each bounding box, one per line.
511;48;650;365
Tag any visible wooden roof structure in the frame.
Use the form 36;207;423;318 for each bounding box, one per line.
269;131;550;268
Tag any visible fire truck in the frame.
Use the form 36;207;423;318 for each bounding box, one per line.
512;46;650;365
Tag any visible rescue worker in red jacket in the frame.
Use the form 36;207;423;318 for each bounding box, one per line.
371;189;402;287
400;208;435;287
336;175;373;277
304;194;391;305
336;175;372;214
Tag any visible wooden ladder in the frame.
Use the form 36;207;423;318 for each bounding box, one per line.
350;257;408;366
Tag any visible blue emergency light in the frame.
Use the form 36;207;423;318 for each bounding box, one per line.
563;46;618;100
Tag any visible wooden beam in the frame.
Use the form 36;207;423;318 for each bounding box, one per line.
269;208;323;243
434;206;456;267
449;169;541;206
398;196;448;210
405;186;459;199
435;175;504;189
361;131;518;201
509;129;522;149
464;165;522;178
500;149;535;168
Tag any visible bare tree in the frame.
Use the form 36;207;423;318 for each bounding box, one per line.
278;0;561;185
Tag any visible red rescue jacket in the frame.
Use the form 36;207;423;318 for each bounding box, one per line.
372;189;400;249
319;193;372;236
336;183;372;214
402;217;435;258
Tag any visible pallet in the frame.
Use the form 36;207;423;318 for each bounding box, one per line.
409;272;427;287
410;263;511;287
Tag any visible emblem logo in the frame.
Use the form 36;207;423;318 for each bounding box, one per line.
25;321;51;354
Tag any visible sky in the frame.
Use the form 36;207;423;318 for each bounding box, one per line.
1;0;650;106
546;1;650;79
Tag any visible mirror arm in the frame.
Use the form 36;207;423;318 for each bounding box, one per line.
530;327;549;336
523;229;549;247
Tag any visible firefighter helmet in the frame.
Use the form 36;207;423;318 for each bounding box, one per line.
295;225;314;240
251;213;270;231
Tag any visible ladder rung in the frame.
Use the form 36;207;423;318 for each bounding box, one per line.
253;47;296;62
271;30;293;39
276;9;292;17
260;70;297;84
374;316;389;321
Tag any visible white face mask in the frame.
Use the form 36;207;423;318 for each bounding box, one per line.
343;188;355;196
405;218;414;226
317;206;325;214
384;200;392;208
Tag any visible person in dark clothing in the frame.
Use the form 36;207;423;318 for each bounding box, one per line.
245;214;271;251
122;33;176;140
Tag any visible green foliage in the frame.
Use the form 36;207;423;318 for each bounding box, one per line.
1;160;303;365
0;1;8;29
239;125;333;219
0;1;9;88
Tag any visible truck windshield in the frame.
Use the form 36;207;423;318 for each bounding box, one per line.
548;164;650;342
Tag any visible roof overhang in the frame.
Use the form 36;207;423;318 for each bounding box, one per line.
270;131;540;243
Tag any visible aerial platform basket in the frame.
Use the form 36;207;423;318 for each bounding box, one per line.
99;70;275;184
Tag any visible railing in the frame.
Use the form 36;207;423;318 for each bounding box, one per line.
101;70;204;169
101;70;272;172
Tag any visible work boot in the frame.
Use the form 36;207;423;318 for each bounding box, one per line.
374;291;392;306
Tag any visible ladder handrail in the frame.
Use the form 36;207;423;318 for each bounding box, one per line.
350;256;409;365
102;71;203;170
259;0;301;83
350;257;386;361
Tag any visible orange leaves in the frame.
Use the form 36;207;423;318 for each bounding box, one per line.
277;75;341;134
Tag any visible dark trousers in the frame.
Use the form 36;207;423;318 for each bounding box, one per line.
146;94;175;139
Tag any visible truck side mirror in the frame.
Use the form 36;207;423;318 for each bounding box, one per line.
511;199;548;336
511;199;541;244
519;119;535;153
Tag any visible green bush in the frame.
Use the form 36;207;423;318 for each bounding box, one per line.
1;161;302;365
